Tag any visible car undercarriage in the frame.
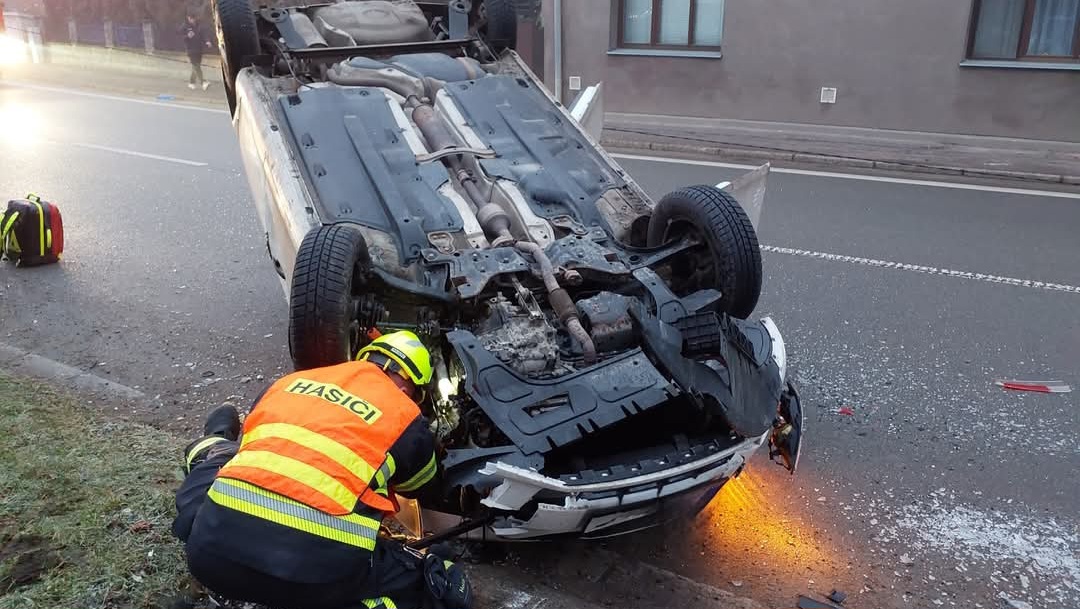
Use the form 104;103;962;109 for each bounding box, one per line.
215;0;803;540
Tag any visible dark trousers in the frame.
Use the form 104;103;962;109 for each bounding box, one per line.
188;54;204;85
174;441;430;609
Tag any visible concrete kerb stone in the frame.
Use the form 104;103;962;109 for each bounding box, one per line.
792;152;874;169
962;168;1064;184
470;564;606;609
0;341;146;402
580;546;764;609
872;161;964;176
604;136;1070;184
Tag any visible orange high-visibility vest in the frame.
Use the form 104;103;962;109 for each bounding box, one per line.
217;360;421;516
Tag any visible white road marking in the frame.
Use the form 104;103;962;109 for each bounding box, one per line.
613;152;1080;200
761;245;1080;294
64;141;208;166
3;81;230;114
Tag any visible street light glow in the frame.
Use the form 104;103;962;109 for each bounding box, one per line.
0;103;44;145
0;34;27;65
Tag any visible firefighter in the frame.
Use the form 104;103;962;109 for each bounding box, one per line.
172;331;471;609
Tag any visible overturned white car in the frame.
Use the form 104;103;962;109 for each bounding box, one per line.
214;0;803;540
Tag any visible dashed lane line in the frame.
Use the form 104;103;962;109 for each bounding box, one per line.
762;245;1080;294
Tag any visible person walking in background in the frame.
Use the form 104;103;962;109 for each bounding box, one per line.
181;13;212;90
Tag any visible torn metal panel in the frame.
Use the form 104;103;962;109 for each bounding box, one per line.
723;162;770;231
569;82;604;141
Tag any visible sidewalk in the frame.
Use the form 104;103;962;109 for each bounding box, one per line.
2;55;225;108
603;113;1080;185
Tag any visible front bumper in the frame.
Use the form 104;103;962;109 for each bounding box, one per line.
419;432;768;540
412;318;802;541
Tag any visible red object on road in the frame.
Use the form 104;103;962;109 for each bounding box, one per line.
994;380;1071;394
837;407;855;416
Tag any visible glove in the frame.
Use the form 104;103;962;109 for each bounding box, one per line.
423;553;472;609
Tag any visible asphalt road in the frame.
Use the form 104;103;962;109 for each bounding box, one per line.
1;82;1077;609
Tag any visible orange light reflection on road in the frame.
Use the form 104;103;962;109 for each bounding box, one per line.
701;469;830;566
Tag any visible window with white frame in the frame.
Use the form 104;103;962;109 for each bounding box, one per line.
617;0;725;50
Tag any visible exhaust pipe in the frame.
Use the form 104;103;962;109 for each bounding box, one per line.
411;102;597;363
515;241;596;364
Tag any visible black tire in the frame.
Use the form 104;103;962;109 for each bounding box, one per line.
211;0;259;114
473;0;518;51
289;224;372;370
647;186;762;319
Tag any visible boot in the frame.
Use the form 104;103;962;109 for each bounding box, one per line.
204;404;241;441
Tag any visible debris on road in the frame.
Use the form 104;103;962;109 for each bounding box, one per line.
837;407;855;416
730;580;743;588
900;553;915;565
994;379;1071;393
827;589;848;604
998;593;1033;609
797;596;841;609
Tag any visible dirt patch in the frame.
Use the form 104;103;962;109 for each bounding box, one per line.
0;534;63;593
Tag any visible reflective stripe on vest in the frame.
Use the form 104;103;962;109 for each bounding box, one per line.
220;450;360;512
361;598;398;609
241;421;380;491
216;361;422;516
208;478;380;550
186;436;228;471
396;453;437;493
373;454;396;496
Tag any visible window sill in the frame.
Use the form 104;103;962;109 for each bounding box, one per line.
960;59;1080;71
607;48;723;59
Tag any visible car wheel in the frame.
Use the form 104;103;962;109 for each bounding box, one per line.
471;0;518;52
211;0;259;114
289;224;372;370
647;185;762;319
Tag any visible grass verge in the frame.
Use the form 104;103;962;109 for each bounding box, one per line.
0;372;192;609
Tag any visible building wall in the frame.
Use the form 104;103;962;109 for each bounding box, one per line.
2;0;44;17
542;0;1080;141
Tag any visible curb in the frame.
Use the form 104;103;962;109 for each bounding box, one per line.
5;77;226;110
41;43;223;79
0;341;146;402
470;564;606;609
602;136;1080;185
507;544;764;609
